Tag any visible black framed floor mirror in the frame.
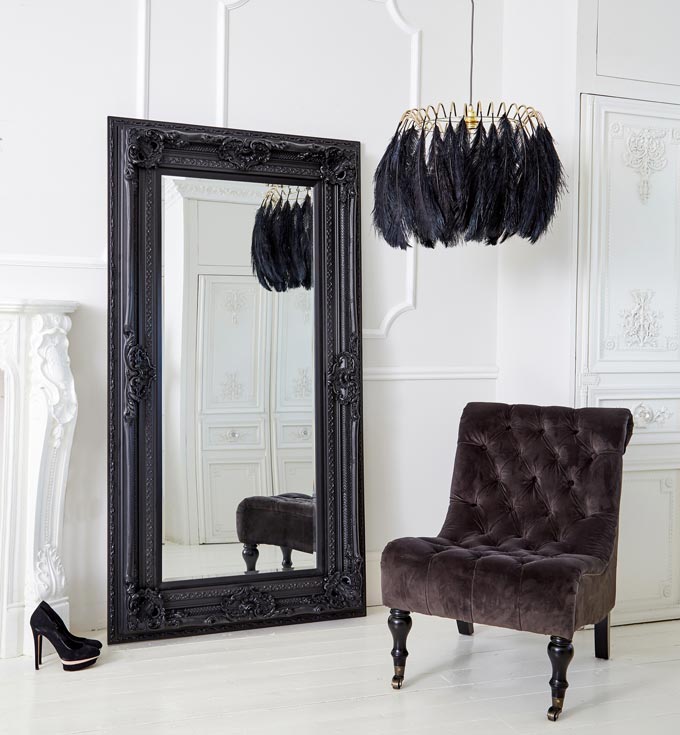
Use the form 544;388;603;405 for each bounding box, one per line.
108;117;365;642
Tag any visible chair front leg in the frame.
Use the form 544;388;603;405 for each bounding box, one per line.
242;543;259;572
594;614;610;660
387;609;412;690
547;636;574;721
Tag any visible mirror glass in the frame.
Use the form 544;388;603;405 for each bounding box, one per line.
160;176;316;581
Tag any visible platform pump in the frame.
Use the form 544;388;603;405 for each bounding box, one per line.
30;601;102;672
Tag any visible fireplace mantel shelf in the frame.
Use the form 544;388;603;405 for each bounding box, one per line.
0;300;78;314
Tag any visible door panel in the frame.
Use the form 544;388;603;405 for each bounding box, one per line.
199;457;269;544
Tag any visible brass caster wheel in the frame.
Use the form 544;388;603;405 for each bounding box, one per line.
547;705;562;721
391;664;405;690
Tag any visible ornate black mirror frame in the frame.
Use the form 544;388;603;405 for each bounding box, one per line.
108;117;364;643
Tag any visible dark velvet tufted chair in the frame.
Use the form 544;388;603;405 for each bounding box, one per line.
381;402;633;721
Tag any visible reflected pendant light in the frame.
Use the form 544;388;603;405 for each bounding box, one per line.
373;0;564;249
251;184;313;292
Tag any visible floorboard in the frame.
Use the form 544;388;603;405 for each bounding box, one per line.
2;609;680;734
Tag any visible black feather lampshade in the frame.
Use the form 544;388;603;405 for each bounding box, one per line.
373;102;564;249
373;0;563;249
251;185;312;291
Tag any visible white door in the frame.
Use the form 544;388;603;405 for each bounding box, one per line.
577;94;680;624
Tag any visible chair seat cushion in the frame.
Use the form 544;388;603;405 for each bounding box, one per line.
236;493;315;553
381;534;615;639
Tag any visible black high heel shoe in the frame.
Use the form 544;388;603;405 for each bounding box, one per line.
36;601;102;650
30;603;101;672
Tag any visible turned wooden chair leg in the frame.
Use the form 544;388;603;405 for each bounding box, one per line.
547;636;574;721
594;614;610;660
242;543;259;572
280;546;293;569
388;609;412;690
456;620;474;635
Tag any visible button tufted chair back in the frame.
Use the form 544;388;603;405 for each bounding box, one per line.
440;403;634;563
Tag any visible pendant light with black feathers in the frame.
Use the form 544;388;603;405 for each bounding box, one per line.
251;184;313;292
373;0;564;249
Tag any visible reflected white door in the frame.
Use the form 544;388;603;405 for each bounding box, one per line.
196;274;272;543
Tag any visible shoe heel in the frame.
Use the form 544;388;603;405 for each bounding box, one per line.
32;628;42;671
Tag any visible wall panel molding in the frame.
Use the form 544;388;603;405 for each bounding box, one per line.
589;384;680;444
613;467;680;625
363;366;499;381
0;254;106;270
578;95;680;375
211;0;423;339
136;0;151;118
216;0;251;128
363;0;421;339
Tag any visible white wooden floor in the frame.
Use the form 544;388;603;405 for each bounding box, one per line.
162;541;316;581
2;608;680;734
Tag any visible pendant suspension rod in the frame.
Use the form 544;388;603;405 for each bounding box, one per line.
469;0;475;106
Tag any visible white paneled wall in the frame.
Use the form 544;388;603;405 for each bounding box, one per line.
6;0;679;634
0;0;502;631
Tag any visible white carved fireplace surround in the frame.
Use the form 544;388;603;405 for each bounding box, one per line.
0;300;78;658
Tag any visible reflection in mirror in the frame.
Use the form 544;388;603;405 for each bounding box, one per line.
161;176;315;582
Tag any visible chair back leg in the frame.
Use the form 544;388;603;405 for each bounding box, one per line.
280;546;293;569
387;609;412;690
456;620;474;635
594;614;610;660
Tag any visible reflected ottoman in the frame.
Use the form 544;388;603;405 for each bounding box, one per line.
236;493;315;572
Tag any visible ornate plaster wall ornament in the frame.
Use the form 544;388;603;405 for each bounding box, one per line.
292;367;312;399
218;372;244;402
295;291;312;323
632;402;673;428
622;127;668;203
215;428;243;444
33;544;67;599
620;289;662;349
222;290;248;325
31;313;78;448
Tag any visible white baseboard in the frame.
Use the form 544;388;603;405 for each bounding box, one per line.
366;550;382;607
0;605;24;659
